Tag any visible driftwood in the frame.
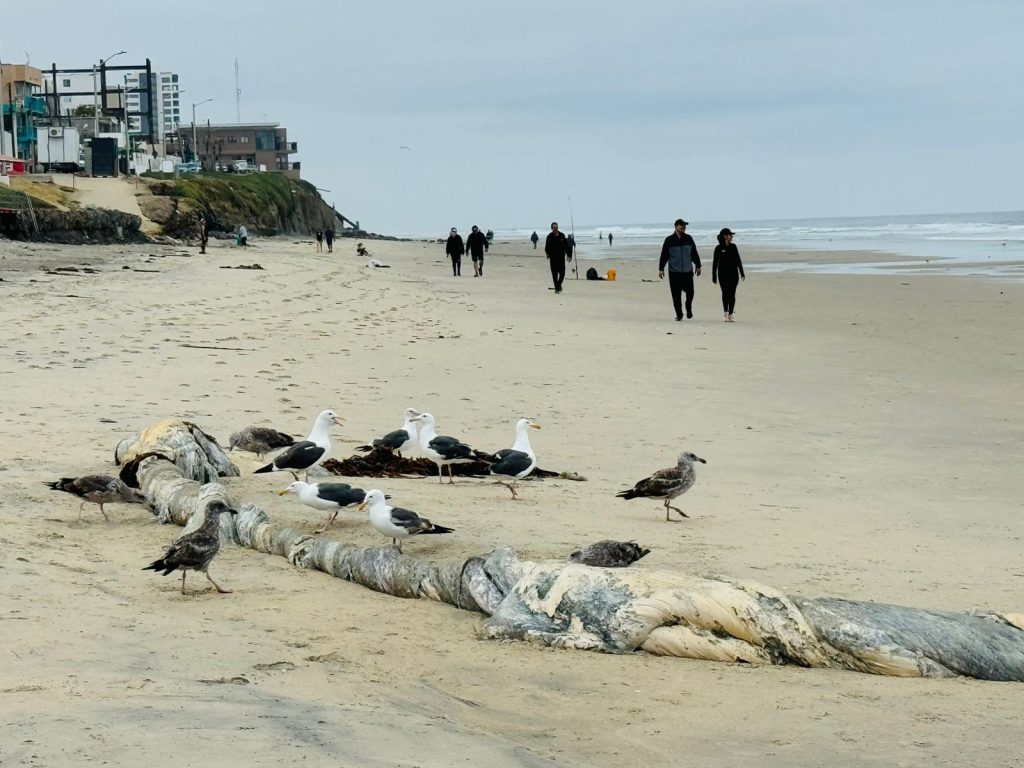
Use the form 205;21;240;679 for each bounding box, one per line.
114;420;1024;682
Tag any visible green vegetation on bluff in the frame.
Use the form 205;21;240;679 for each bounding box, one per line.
142;172;336;236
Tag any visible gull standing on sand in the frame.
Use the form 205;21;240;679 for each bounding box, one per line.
279;480;373;533
616;451;707;522
412;412;481;483
253;409;342;480
489;417;542;499
359;489;454;553
229;425;296;458
45;475;147;521
358;407;421;458
142;501;238;594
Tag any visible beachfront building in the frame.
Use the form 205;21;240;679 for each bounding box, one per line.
189;122;300;177
124;69;181;140
0;63;47;161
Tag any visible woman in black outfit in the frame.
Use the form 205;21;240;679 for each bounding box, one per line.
712;227;745;322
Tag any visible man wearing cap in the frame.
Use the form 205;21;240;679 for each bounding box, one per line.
545;221;572;293
658;219;702;320
445;227;465;276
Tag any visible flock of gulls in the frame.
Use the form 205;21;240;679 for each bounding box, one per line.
45;405;707;594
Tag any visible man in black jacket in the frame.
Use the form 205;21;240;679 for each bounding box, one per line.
445;227;465;276
544;221;572;293
466;225;489;277
658;218;702;320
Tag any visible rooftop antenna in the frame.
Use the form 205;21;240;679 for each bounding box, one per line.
234;58;241;122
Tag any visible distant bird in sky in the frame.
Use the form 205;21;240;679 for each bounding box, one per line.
617;451;706;522
45;475;146;521
398;146;411;151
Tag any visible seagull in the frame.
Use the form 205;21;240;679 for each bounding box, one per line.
412;412;482;483
278;480;372;533
569;540;651;567
45;475;146;521
253;409;342;480
229;425;296;458
398;146;411;151
357;407;421;458
489;417;541;499
616;451;706;522
359;489;453;552
142;501;238;594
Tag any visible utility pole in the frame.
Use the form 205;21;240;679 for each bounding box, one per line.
234;58;241;122
0;50;6;157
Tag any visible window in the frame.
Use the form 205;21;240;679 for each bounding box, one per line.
255;130;275;151
227;136;238;143
171;74;178;83
240;136;249;144
62;78;71;87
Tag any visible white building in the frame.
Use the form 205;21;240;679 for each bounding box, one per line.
42;67;181;141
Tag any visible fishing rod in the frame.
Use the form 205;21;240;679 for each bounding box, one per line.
569;194;579;278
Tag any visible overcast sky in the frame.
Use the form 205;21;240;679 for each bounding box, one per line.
4;1;1022;234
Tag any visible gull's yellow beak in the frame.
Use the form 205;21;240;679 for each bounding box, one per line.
531;423;542;430
277;489;289;496
331;416;344;426
357;501;368;512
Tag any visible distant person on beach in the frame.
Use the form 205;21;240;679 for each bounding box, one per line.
446;227;465;276
658;218;702;321
467;225;489;277
530;231;539;249
324;228;335;253
315;230;323;252
356;242;370;258
608;232;613;246
486;229;494;244
712;227;745;322
197;215;209;254
545;221;572;293
237;225;248;247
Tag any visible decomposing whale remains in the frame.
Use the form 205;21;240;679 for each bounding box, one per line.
113;419;1024;682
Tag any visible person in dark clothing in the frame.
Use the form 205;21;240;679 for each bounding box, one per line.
466;225;489;277
545;221;572;293
197;215;209;254
608;232;613;246
315;230;323;252
324;228;334;253
658;218;702;320
712;227;745;322
530;231;539;250
446;227;465;276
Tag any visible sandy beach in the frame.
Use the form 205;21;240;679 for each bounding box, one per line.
2;234;1022;767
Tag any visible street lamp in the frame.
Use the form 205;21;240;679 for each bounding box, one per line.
93;50;127;136
191;98;213;168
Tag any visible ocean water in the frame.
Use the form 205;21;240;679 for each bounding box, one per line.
497;211;1024;278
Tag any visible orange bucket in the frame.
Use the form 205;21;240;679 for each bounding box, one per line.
606;269;617;281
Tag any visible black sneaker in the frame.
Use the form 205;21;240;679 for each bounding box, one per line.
675;315;683;321
686;312;693;319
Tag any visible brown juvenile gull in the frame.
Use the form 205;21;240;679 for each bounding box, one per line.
253;409;342;480
45;475;146;521
569;540;651;568
616;451;706;522
228;425;296;458
358;489;453;553
142;501;238;594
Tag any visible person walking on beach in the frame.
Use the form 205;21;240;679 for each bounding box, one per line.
237;224;249;247
545;221;571;293
712;227;745;322
197;215;209;255
658;218;702;321
466;225;489;277
446;227;465;276
324;228;335;253
315;230;323;252
608;232;613;246
530;231;539;250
